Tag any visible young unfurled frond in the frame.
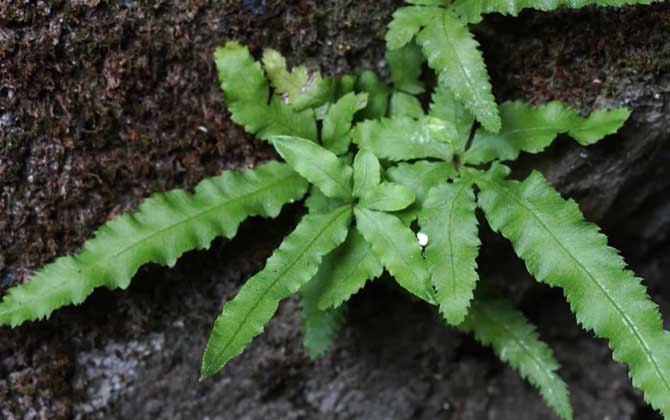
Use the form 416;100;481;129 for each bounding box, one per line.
201;206;352;379
475;168;670;417
464;101;630;164
460;295;573;420
419;180;480;325
0;162;309;327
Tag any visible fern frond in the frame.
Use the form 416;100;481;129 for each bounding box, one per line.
449;0;660;24
353;150;382;198
201;206;352;379
419;180;480;325
353;116;454;161
354;208;435;304
359;183;416;212
390;92;425;119
460;295;573;420
429;85;474;152
273;136;353;201
386;161;458;223
316;228;384;310
474;167;670;416
464;101;630;164
322;92;369;155
356;71;391;120
387;41;425;95
0;162;309;327
417;11;501;133
214;42;317;142
300;265;347;359
386;6;441;50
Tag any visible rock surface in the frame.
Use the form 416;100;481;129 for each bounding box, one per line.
0;1;669;419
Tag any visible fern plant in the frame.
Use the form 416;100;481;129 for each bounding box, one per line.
0;4;667;418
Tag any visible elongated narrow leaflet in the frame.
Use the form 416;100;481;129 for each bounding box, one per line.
460;295;573;420
475;168;670;417
0;162;309;327
201;206;351;378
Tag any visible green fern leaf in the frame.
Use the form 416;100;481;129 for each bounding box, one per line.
386;161;458;223
429;85;475;152
354;208;435;304
417;12;501;133
214;42;317;142
450;0;659;24
356;71;391;120
214;41;269;134
390;92;425;119
474;167;670;416
201;206;352;379
273;136;353;200
305;187;345;215
464;101;630;164
353;116;454;161
460;295;573;420
0;162;309;327
359;183;416;212
419;180;480;325
317;228;384;310
387;41;425;95
262;49;336;110
353;150;381;197
322;92;369;155
386;6;441;50
300;266;347;359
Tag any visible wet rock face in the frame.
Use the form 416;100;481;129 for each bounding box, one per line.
0;1;669;419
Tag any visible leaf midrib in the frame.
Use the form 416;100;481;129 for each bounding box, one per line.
479;176;670;395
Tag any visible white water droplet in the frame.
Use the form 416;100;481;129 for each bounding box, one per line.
417;232;429;247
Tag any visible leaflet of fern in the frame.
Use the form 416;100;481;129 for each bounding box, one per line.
386;161;457;224
460;295;573;420
475;169;670;417
429;85;474;152
322;92;369;155
449;0;659;24
353;116;453;161
417;11;501;133
353;150;381;197
273;136;353;200
0;162;309;327
386;6;441;50
464;101;630;164
300;264;347;358
354;208;435;304
419;181;480;325
387;41;425;95
316;228;384;310
201;206;352;378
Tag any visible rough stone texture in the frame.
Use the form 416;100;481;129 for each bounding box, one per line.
0;1;669;419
